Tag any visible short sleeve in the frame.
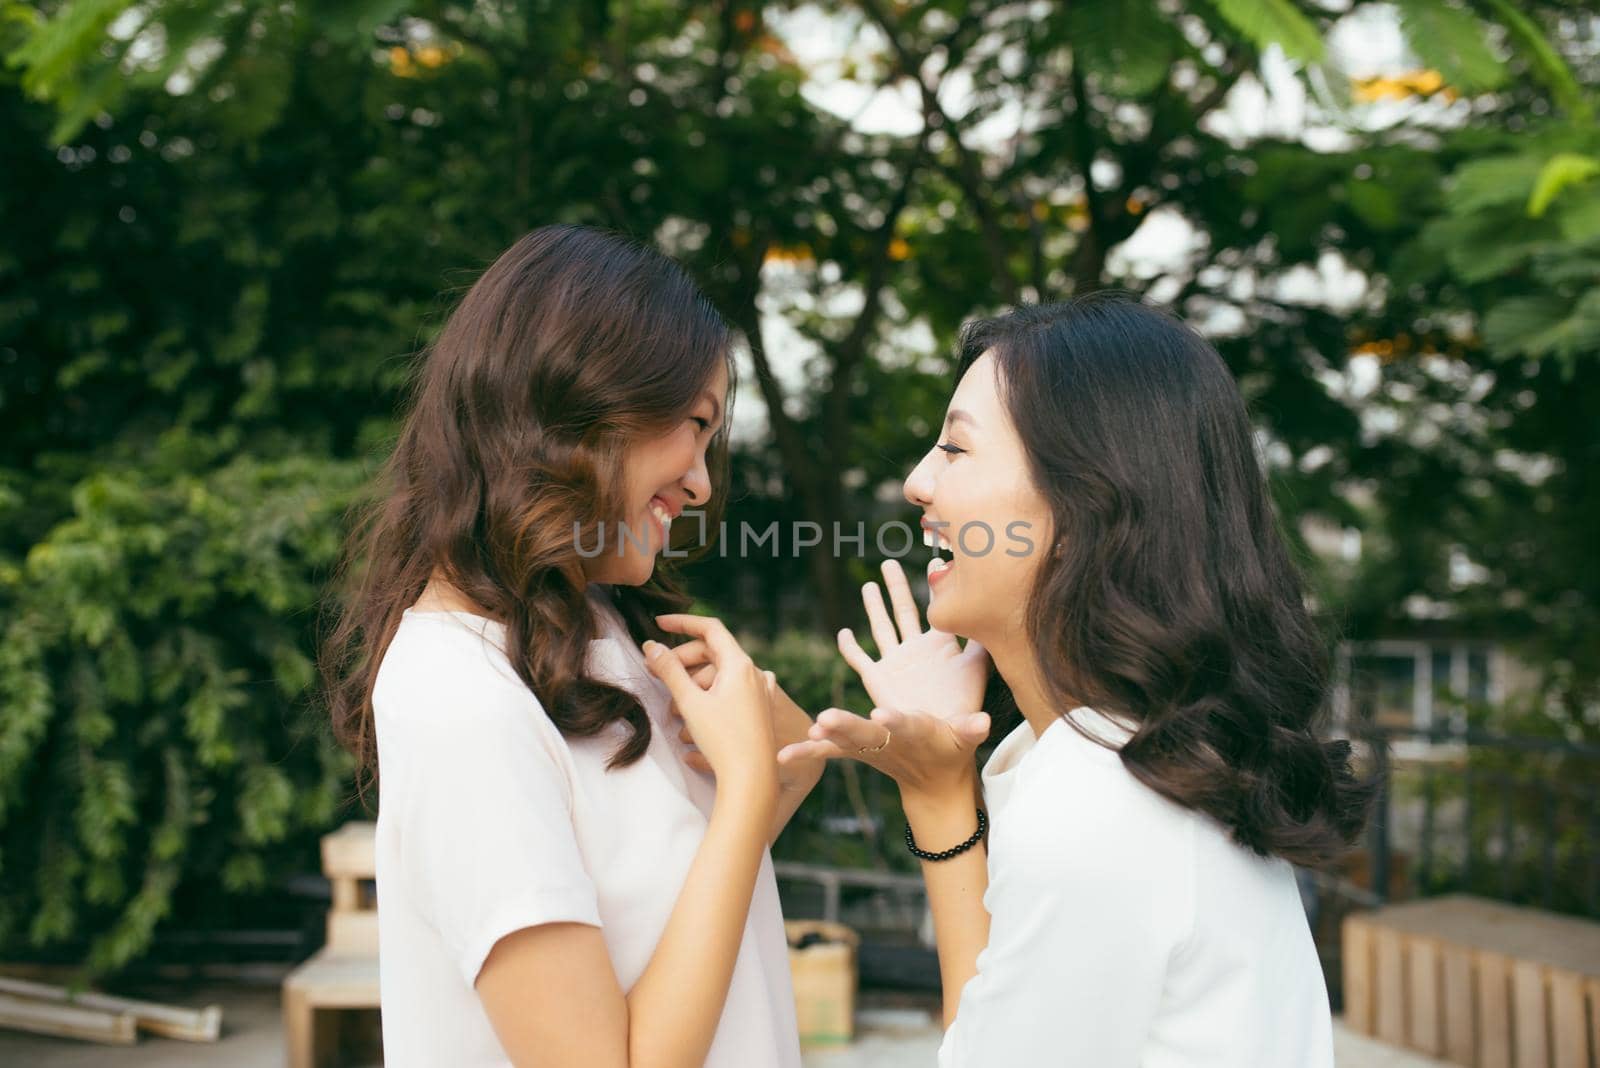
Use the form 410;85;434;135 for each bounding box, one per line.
379;665;601;988
937;760;1192;1067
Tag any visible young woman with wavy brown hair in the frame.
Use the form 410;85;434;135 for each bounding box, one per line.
779;294;1373;1067
318;225;817;1068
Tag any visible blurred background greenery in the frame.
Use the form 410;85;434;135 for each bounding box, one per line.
1;0;1596;977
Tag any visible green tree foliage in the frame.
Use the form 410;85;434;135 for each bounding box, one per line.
2;0;1595;969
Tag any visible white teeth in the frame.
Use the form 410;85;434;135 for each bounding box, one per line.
922;529;937;549
924;528;953;558
650;502;672;535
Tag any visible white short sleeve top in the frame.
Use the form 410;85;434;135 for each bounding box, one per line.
938;709;1334;1068
372;585;801;1068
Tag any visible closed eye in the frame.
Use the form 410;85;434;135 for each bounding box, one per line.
692;417;712;432
937;442;965;456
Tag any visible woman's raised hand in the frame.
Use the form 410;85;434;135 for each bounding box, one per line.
840;558;990;724
643;614;777;799
775;559;992;799
656;629;821;786
779;705;990;802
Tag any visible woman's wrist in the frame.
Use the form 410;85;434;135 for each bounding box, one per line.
715;766;780;820
900;777;983;846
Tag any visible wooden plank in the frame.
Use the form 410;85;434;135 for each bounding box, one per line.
283;983;315;1068
326;910;379;955
1375;925;1407;1046
331;875;361;913
1343;913;1375;1035
1587;979;1600;1068
1361;896;1600;979
0;991;136;1044
321;822;375;879
1547;969;1588;1068
283;950;380;1010
1407;936;1442;1056
0;976;220;1041
1440;942;1476;1067
1511;958;1549;1068
1477;950;1514;1068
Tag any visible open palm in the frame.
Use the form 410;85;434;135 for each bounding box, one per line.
838;559;989;722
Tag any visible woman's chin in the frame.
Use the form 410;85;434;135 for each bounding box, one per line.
926;593;960;634
622;555;656;586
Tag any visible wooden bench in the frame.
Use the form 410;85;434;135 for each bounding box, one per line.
282;822;379;1068
1343;895;1600;1067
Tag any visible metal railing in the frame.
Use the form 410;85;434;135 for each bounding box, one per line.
1351;723;1600;918
773;861;928;925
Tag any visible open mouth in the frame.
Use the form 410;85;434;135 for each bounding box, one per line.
924;525;953;579
647;495;675;545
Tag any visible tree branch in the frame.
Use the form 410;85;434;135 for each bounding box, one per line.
856;0;1020;304
823;143;927;449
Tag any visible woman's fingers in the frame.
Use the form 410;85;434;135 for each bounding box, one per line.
811;707;893;752
836;627;875;676
641;641;696;705
870;705;990;748
655;613;748;666
778;739;847;764
883;703;992;748
669;638;711;669
880;559;923;640
862;581;898;654
688;663;716;689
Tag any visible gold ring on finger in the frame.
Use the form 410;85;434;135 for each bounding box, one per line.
859;729;891;754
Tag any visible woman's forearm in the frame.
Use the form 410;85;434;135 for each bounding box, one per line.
626;777;777;1068
769;688;823;844
903;785;991;1029
771;762;824;844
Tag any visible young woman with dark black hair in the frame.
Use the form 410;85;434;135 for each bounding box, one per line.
779;294;1372;1066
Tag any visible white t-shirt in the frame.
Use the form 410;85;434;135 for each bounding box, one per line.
939;708;1334;1068
372;585;802;1068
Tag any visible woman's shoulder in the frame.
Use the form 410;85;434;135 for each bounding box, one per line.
1011;717;1199;861
1021;714;1296;893
375;611;552;736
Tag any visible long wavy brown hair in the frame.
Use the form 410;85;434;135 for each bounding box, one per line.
962;294;1373;869
318;225;733;802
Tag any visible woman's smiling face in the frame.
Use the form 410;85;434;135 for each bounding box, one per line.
584;360;728;586
903;352;1053;644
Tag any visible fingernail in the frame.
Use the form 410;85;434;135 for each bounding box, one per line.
642;640;661;657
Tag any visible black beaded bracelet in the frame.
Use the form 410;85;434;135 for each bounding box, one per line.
905;808;987;862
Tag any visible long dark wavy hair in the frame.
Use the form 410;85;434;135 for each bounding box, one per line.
961;294;1372;869
319;225;733;801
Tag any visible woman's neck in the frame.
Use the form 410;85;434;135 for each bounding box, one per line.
414;569;492;617
983;632;1073;739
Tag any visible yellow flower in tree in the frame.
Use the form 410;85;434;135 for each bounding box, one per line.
1352;69;1457;103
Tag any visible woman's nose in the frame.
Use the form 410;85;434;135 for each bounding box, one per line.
903;451;935;508
682;453;712;506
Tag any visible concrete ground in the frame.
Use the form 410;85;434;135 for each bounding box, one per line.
0;980;1447;1067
